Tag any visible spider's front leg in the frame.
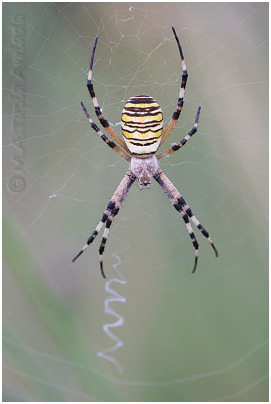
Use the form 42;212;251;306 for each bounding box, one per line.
98;172;136;277
72;171;135;278
154;170;218;272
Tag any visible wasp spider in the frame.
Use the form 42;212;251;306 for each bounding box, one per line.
73;27;218;278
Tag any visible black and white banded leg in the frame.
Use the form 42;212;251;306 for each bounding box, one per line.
157;106;201;160
98;173;135;276
158;171;218;256
72;171;136;277
176;195;218;258
154;170;218;272
86;37;129;152
81;101;131;161
160;27;189;146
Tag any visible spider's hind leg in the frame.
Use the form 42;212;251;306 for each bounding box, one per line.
86;37;130;152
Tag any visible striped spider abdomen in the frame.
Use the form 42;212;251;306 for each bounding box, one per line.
121;95;163;156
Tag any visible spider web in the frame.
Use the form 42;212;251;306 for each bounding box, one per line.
2;2;268;402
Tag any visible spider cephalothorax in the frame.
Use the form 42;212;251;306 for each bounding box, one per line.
130;155;159;189
73;27;218;278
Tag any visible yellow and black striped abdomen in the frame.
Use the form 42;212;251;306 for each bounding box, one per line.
121;95;163;156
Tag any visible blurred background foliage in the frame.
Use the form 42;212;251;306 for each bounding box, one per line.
3;2;268;401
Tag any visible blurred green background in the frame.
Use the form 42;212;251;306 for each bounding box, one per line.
3;2;268;402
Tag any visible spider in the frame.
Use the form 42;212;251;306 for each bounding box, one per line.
73;27;218;278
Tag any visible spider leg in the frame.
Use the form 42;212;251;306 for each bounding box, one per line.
153;170;218;272
98;173;135;277
159;27;188;147
81;102;131;161
158;171;218;257
86;37;130;152
157;106;201;160
72;200;114;263
72;171;136;278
